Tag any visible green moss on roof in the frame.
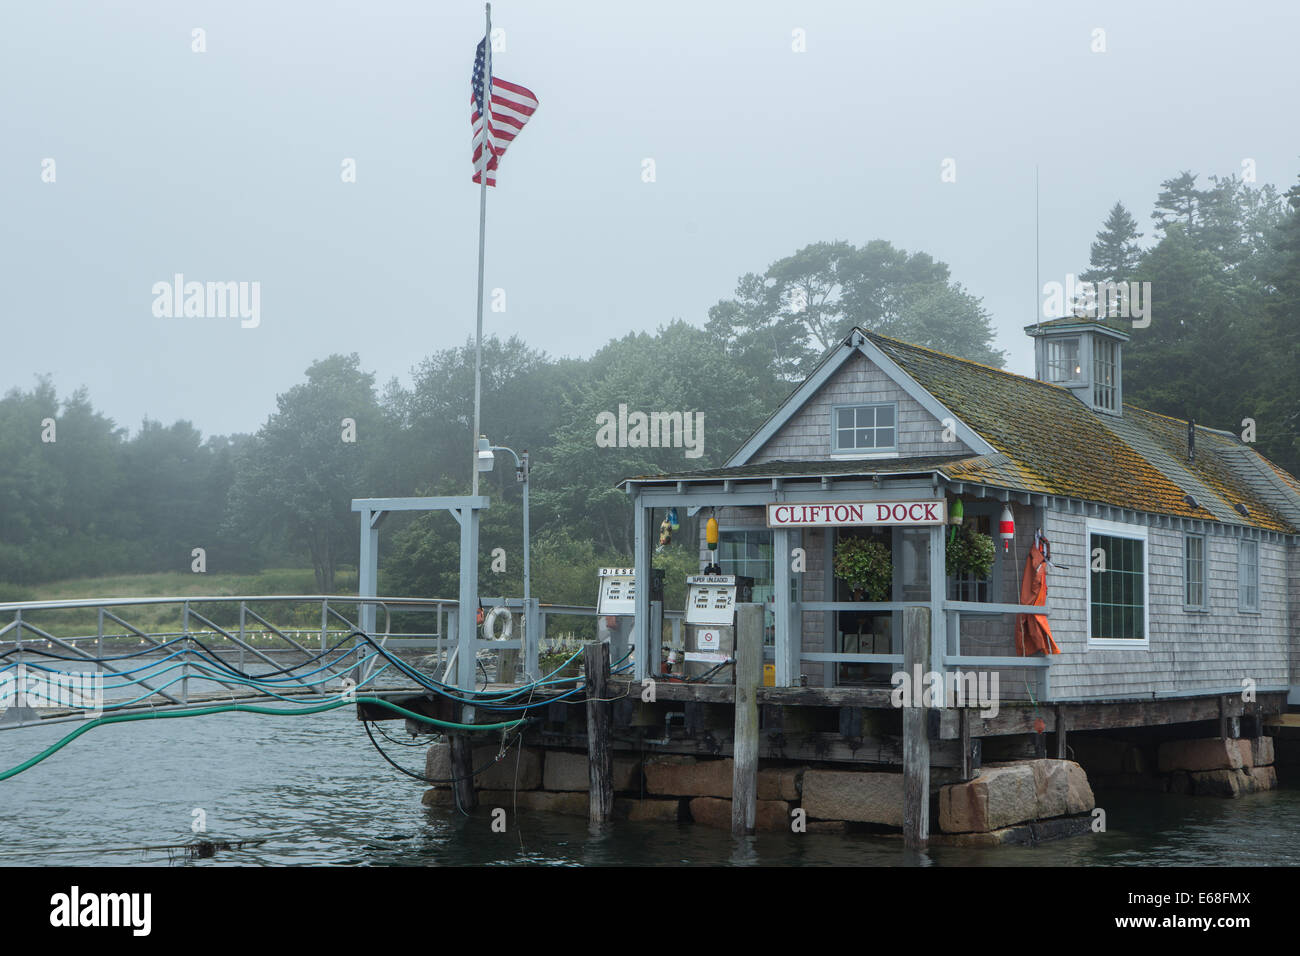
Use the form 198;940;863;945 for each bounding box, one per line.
624;328;1300;534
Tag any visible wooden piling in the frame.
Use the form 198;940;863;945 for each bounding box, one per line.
731;603;763;836
584;641;613;825
902;606;930;848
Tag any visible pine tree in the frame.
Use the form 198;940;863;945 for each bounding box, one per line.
1081;201;1143;283
1152;171;1200;237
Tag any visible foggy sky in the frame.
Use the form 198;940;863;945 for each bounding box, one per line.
3;0;1297;437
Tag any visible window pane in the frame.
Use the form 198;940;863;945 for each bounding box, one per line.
834;405;896;452
1091;533;1145;639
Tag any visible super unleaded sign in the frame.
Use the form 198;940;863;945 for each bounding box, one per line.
766;500;946;528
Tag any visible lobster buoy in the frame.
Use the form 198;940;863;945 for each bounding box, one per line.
948;497;964;543
999;505;1015;553
706;516;719;552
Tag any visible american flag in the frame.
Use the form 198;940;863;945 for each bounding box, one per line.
471;37;538;187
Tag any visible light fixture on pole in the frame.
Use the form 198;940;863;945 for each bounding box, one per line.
482;439;531;612
476;435;495;473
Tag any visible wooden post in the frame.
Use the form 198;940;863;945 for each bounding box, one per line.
1055;706;1068;759
450;705;478;811
959;707;973;781
732;603;763;836
584;641;613;825
902;606;930;848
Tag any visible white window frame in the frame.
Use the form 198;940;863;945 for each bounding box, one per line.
1044;336;1082;384
1183;532;1207;611
1086;517;1150;649
830;402;898;458
1092;338;1118;412
1238;537;1260;613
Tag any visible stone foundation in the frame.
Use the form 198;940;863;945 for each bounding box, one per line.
420;743;1097;840
938;759;1094;833
1069;735;1280;798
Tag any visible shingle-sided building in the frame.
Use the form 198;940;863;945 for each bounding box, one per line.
621;321;1300;708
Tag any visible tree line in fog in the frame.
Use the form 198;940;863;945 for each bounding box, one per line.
2;167;1297;598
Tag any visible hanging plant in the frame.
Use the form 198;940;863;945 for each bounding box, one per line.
946;524;995;578
833;537;893;602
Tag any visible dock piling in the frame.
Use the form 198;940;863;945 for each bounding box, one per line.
732;603;763;836
584;641;613;825
902;606;931;848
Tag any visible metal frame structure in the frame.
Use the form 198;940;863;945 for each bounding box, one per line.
352;496;488;692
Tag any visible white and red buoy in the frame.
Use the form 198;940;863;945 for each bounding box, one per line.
999;505;1015;553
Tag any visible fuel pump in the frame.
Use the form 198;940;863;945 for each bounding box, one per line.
682;573;753;682
596;566;663;667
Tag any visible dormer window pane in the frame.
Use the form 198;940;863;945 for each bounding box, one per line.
1044;338;1080;382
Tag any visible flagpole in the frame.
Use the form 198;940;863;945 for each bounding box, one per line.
471;2;491;496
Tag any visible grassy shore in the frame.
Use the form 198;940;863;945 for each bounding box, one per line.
0;568;357;604
0;569;364;644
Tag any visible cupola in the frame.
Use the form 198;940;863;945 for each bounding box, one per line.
1024;317;1130;415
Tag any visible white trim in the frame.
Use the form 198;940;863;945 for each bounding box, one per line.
725;341;858;466
829;451;901;461
831;400;898;455
1183;531;1207;611
1085;517;1150;649
1237;537;1260;613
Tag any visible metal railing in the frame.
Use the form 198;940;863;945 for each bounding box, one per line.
793;599;1054;698
0;594;688;728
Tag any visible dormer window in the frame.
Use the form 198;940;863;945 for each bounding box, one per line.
1044;337;1081;383
832;403;896;454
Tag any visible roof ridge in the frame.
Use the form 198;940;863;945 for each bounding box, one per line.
1122;402;1242;437
860;328;1053;387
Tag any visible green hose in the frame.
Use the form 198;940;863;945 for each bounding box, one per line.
0;696;526;782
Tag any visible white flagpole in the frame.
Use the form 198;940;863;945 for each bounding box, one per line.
471;2;492;496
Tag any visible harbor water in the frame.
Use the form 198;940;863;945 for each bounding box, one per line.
1;705;1297;866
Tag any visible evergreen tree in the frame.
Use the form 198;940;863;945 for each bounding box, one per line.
1081;201;1143;284
1152;171;1201;237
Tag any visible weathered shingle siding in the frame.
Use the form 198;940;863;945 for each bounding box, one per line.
753;351;970;463
1043;508;1291;699
1289;541;1300;690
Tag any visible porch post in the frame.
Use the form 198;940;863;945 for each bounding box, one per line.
358;509;380;637
773;526;793;686
633;500;650;682
928;523;946;678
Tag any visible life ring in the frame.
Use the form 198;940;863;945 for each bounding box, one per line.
482;605;513;640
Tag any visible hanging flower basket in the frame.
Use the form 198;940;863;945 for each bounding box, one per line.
832;537;893;602
946;525;995;578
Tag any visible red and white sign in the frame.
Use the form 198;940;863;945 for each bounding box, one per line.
766;500;946;528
